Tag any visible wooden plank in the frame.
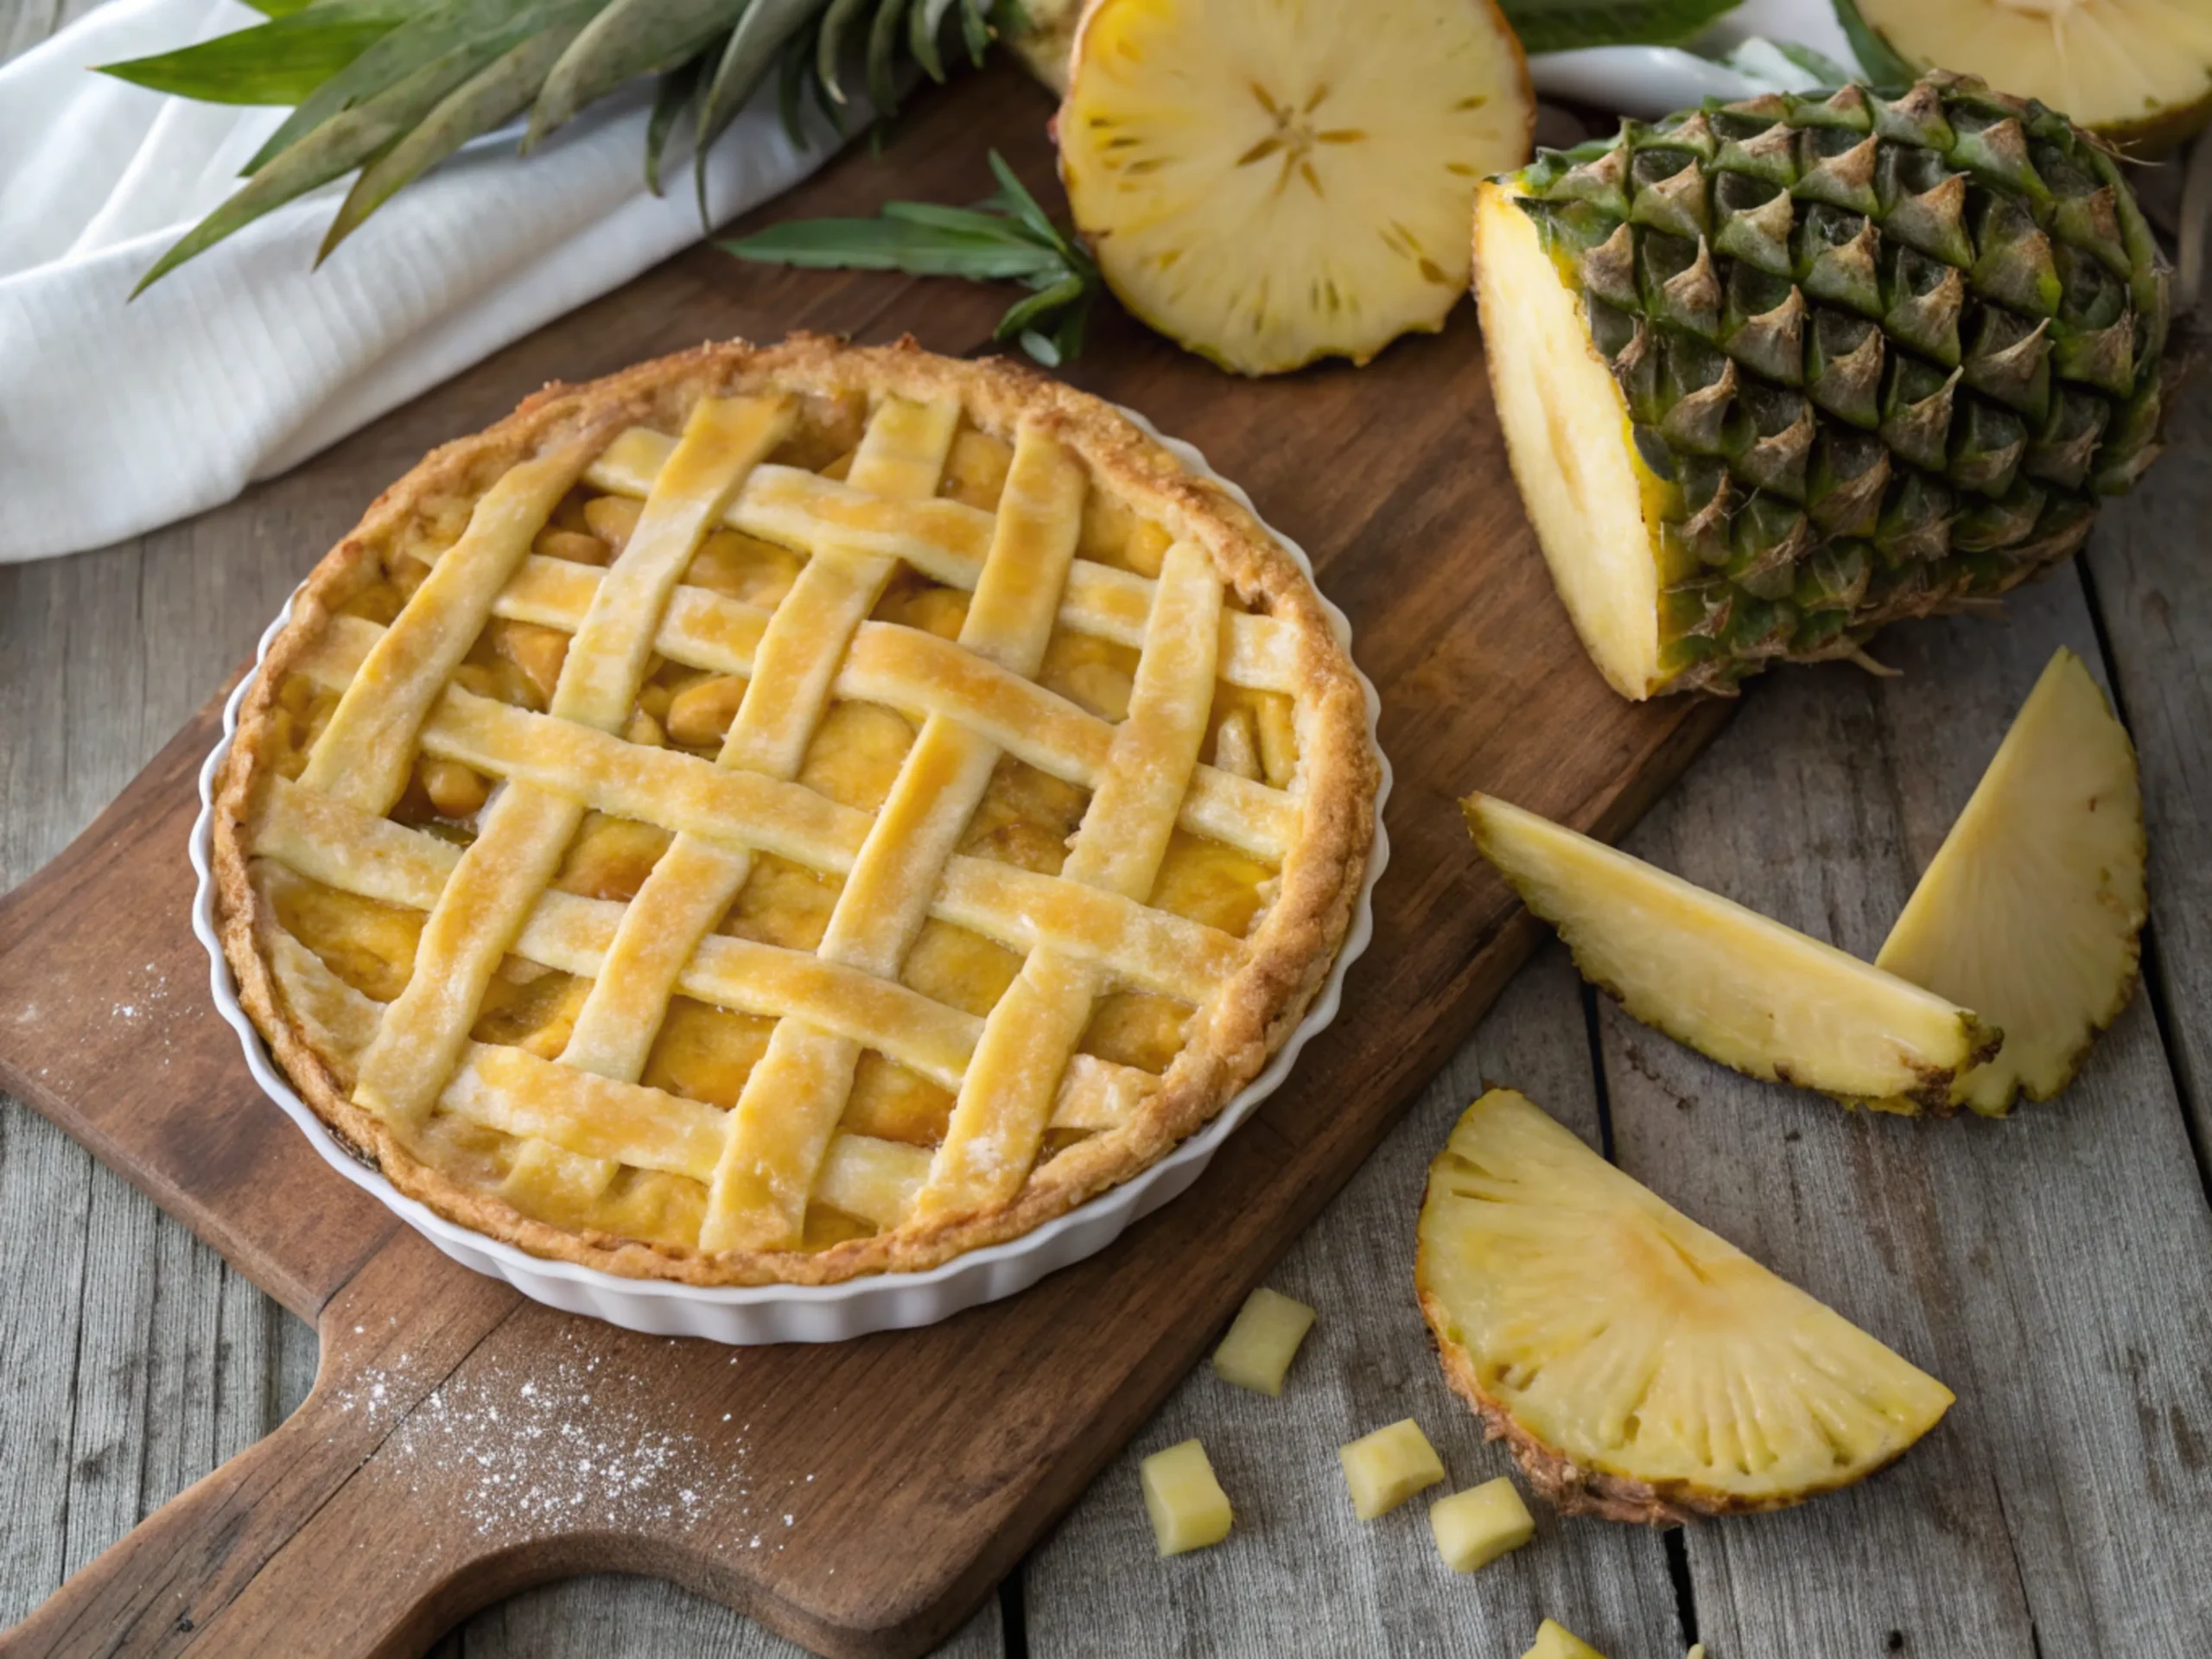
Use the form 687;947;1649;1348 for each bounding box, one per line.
1024;945;1684;1659
2084;379;2212;1162
1593;574;2212;1656
461;1582;1004;1659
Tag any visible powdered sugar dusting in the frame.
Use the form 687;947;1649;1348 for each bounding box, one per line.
327;1328;767;1541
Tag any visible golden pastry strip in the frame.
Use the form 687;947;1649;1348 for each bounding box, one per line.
562;396;961;1088
920;539;1224;1218
270;676;1248;1003
587;425;1304;692
702;423;1088;1252
252;785;1165;1128
301;429;606;816
346;396;790;1124
306;604;1291;860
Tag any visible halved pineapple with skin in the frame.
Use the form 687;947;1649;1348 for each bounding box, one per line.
1465;793;2000;1110
1876;648;2146;1116
1057;0;1535;375
1417;1090;1955;1522
1838;0;2212;151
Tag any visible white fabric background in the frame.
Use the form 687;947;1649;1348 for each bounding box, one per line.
0;0;1847;565
0;0;849;564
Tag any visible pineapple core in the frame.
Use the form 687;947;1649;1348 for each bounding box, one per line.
1212;1287;1317;1396
1141;1440;1232;1556
1428;1476;1535;1573
1339;1419;1447;1520
1522;1620;1608;1659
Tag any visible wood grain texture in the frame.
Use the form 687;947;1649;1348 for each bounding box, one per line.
1024;945;1684;1659
1599;573;2212;1657
0;59;1726;1659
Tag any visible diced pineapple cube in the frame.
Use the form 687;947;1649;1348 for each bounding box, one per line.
1428;1477;1535;1572
1140;1439;1232;1556
1522;1619;1608;1659
1212;1287;1317;1396
1338;1419;1446;1520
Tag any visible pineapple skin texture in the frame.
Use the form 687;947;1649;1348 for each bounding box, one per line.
1478;73;2174;698
1416;1090;1955;1524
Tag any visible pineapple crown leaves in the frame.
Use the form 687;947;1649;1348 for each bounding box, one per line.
99;0;1007;295
1492;0;1745;56
719;150;1100;365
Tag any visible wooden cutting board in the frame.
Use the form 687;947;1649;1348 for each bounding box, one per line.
0;65;1726;1659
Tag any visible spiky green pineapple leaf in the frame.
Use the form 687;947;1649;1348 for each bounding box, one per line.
136;10;554;293
720;149;1098;363
321;20;588;260
526;0;742;150
97;0;414;105
1496;0;1742;54
1829;0;1921;86
692;0;829;212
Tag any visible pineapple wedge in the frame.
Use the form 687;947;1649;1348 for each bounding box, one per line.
1418;1090;1955;1522
1465;793;1999;1110
1877;649;2146;1116
1057;0;1535;375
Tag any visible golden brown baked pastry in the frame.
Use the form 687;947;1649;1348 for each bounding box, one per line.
212;334;1377;1286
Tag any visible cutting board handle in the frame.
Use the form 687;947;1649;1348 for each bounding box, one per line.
2;1231;541;1659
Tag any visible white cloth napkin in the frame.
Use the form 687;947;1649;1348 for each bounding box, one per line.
0;0;846;564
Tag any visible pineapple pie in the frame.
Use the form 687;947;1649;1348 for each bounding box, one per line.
212;335;1378;1285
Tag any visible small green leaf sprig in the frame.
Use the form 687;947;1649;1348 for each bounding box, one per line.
721;149;1100;364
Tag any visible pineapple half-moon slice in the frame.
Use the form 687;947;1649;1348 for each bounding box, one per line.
1876;648;2146;1116
1465;793;2000;1110
1417;1089;1955;1522
1057;0;1535;376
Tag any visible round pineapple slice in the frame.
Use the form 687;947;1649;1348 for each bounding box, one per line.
1057;0;1535;375
1416;1089;1955;1522
1839;0;2212;149
1876;648;2146;1116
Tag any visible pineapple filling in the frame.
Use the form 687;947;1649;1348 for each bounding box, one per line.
259;411;1287;1252
1472;181;1664;701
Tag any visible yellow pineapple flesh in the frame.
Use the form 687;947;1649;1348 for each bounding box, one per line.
1465;793;2000;1110
1417;1090;1955;1522
1845;0;2212;149
1876;647;2146;1115
1057;0;1535;375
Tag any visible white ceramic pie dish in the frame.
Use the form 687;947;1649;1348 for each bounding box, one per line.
188;408;1390;1344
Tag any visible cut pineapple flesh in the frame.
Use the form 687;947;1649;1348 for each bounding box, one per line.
1418;1090;1955;1521
1141;1439;1234;1554
1429;1476;1535;1572
1877;648;2145;1116
1522;1622;1608;1659
1847;0;2212;149
1473;179;1669;701
1340;1419;1448;1519
1212;1285;1318;1395
1465;793;1999;1109
1058;0;1535;375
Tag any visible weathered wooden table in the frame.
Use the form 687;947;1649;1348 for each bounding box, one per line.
6;10;2210;1655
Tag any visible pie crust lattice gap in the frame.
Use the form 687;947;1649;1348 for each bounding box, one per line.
212;337;1377;1287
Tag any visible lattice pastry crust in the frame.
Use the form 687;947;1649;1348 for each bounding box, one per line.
212;335;1378;1286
